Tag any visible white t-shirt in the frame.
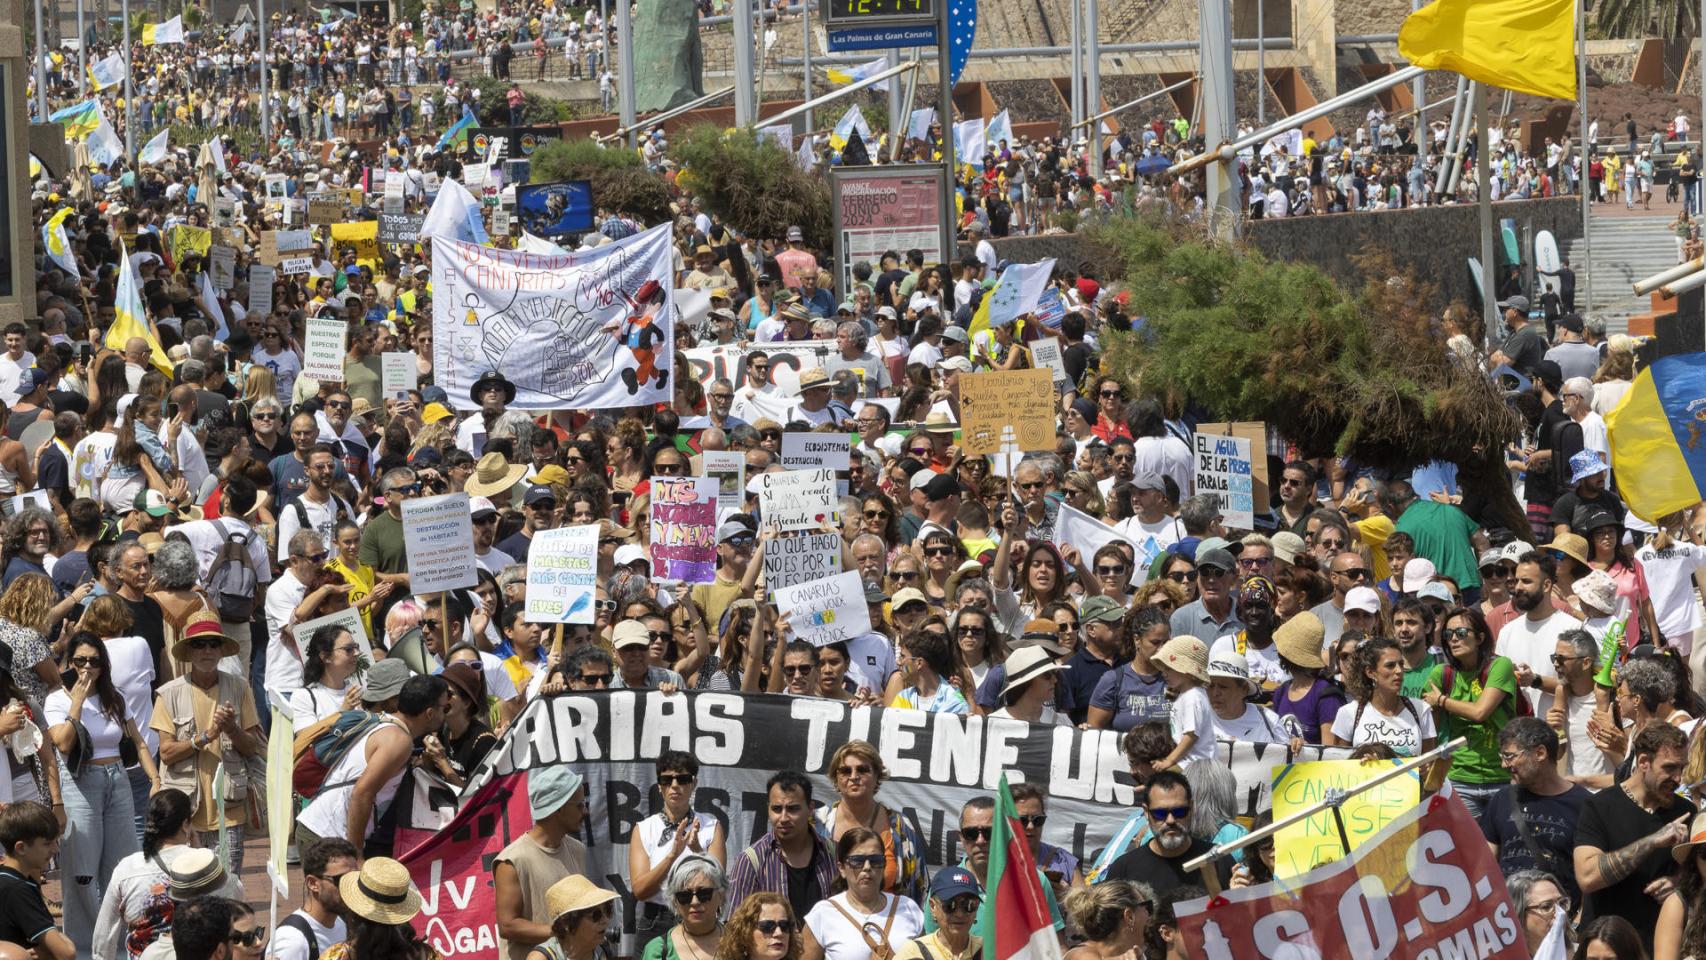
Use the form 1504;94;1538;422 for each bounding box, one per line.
272;911;346;960
805;893;925;960
1329;698;1436;756
1495;609;1577;716
105;635;158;755
633;811;720;905
45;687;128;760
1563;689;1615;785
1169;686;1218;766
256;346;302;405
175;427;209;496
0;352;36;406
1135;434;1195;501
481;649;521;703
1207;636;1290;688
907;340;943;368
289;682;352;731
1114;514;1183;568
276;493;355;562
1212;702;1289;743
476;546;517;575
263;569;311;713
172;517;275;587
1635;542;1706;641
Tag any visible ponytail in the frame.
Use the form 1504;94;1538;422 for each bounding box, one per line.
142;788;194;860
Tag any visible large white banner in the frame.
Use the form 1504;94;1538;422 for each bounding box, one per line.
432;223;676;411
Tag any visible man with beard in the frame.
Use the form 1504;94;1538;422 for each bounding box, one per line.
1210;577;1287;688
1480;717;1589;906
1573;723;1693;954
1104;770;1233;896
1495;551;1580;717
1391;596;1438;698
273;838;359;960
724;771;838;923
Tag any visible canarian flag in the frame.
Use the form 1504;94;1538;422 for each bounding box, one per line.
824;56;890;92
106;242;173;376
49;99;101;140
143;15;185;45
87;119;124;167
986;109;1014;151
830;105;870;151
419;177;489;246
1607;352;1706;522
971;258;1056;337
1399;0;1575;100
954;117;986;166
88;52;127;91
979;778;1063;960
907;107;935;143
41;208;78;278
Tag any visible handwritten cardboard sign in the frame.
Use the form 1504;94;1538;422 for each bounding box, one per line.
650;477;718;584
756;469;838;533
400;493;479;594
1272;759;1420;879
302;317;347;383
524;525;599;624
1194;432;1254;531
774;571;871;645
762;532;843;596
959;368;1053;455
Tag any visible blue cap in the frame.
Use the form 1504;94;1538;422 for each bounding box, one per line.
420;385;450;405
524;484;557;506
930;866;981;901
1569;449;1607;484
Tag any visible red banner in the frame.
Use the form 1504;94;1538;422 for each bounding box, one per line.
397;772;531;960
1178;791;1525;960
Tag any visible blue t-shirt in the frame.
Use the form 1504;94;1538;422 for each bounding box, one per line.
1088;664;1169;732
976;662;1078;713
1060;645;1120;726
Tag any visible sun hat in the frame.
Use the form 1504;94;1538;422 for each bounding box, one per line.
464;452;528;498
1574;568;1619;616
529;763;586;820
1080;595;1126;624
1207;650;1259;696
469;369;517;405
1270;532;1306;565
546;874;619;925
1273;612;1326;669
340;857;424;924
612;619;652;649
440;661;485;710
166;848;230;901
922;411;958;433
1000;644;1065;698
1569;449;1608;485
1545;533;1591;567
171;611;238;661
421;402;453;424
362;659;412;703
797;367;831;391
891;588;929;612
1155;636;1209;683
1401;558;1437;593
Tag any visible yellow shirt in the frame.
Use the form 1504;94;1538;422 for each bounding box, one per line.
894;931;982;960
329;557;377;641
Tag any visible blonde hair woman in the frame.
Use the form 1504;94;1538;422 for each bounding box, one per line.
0;572;74;708
815;742;927;903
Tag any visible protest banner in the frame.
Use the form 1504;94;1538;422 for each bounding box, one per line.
213;196;236;227
392;691;1349;960
278;256;315;276
780;432;850;471
431;223;675;412
167;224;211;264
959;369;1054;455
1029;336;1070;385
774;570;871;644
293;606;372;660
209;246;235;291
302;317;347;382
1197;421;1270;511
1194;432;1255;530
762;532;843;595
330;220;382;269
382;352;418;396
379;212;426;245
249;265;275;316
650;477;718;584
756;468;838;532
515;181;594;236
524;525;599;623
1271;758;1420;879
681;340;841;398
308;196;345;225
401;493;479;594
700;451;745;504
1177;791;1523;960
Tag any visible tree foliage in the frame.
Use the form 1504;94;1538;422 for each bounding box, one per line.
528;138;674;224
1096;215;1531;537
668;124;831;246
1595;0;1694;39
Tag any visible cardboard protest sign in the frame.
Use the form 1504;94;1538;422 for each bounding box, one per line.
330;220;381;269
1194;432;1255;530
959;368;1054;455
302;318;347;382
1029;336;1070;385
400;493;479;594
1197;421;1270;513
524;525;599;623
279;256;315;276
308;196;345;225
378;212;426;245
382;352;417;396
294;606;372;660
701;451;745;505
259;228;313;265
650;477;718;584
1271;759;1420;879
249;265;276;316
780;432;850;471
774;571;871;645
209;246;236;291
756;469;838;533
762;532;843;595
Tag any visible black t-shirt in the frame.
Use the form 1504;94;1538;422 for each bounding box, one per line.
0;866;56;946
784;843;823;923
1575;784;1695;952
1105;837;1233;899
1550;488;1627;535
1062;342;1092;392
124;594;168;690
1479;783;1590;906
1528;404;1580;507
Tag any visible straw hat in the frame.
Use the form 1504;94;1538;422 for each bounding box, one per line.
1001;644;1064;698
339;857;423;925
464;452;528;498
922;411;957;434
171;611;239;661
1273;612;1326;670
1545;532;1590;568
166;848;230;901
545;874;619;925
1155;636;1209;684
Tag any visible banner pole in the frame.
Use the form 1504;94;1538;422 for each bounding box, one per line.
441;593;450;660
1183;736;1467;871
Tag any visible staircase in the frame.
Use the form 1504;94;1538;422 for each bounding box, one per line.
1566;214;1680;334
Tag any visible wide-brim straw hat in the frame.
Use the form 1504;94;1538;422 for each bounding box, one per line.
340;857;423;925
465;452;528;498
1155;636;1209;684
546;874;619;925
1273;612;1326;670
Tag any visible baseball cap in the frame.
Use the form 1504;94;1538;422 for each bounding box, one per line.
717;519;755;543
1195;547;1237;574
938;356;974;373
786;225;803;242
891;588;929;611
1344;586;1381;614
133;489;173;518
524;485;558;506
909;469;936;491
612;620;652;649
1129;471;1165;493
614;544;648;568
469;496;498;519
1080;595;1125;624
930;866;982;901
941;326;969;343
1500;295;1530;312
923;473;962;502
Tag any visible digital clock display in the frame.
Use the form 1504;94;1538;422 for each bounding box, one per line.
825;0;936;24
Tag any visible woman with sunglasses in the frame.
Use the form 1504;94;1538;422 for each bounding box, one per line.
720;892;801;960
1419;607;1519;817
1060;469;1106;519
801;827;926;960
1582;511;1654;646
1041;601;1082;656
897;868;985;960
254;324;303;406
1157;554;1200;604
632;754;729;955
817;742;928;904
917;529;966;607
1060;881;1149;960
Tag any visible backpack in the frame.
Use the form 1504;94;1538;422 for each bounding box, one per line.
206;520;258;622
291;495;350;543
292;709;389;798
279;915;322;960
1441;656;1533;718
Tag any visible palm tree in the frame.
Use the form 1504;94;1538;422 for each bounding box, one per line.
1596;0;1696;39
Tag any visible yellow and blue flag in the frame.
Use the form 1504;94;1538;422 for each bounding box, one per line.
142;15;185;45
830;105;869;151
41;208;77;278
825;57;889;92
49;99;101;140
1606;352;1706;522
105;242;173;377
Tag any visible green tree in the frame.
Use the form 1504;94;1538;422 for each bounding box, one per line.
1595;0;1695;38
668;123;830;246
1095;216;1530;539
527;137;673;224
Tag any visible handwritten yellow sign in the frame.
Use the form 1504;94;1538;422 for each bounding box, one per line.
1271;758;1419;879
958;368;1054;455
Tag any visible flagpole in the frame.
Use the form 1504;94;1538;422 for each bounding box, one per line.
801;0;813;134
77;0;87;95
1577;0;1591;313
260;0;270;143
1086;0;1101;178
33;0;48;119
1478;83;1497;344
121;0;133;163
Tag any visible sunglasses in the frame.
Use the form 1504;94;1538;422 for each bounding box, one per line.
325;400;352;409
755;919;798;935
252;412;278;421
941;896;982;915
188;637;226;651
389;483;422;495
675;887;718;905
957;624;985;635
577;672;612;686
864;509;888;519
595;600;618;613
1096;565;1127;576
1018;481;1046;490
1443;626;1477;641
230;928;268;947
1334;568;1370;580
843;854;884;870
960;826;992;842
1099;390;1121;398
71;656;102;667
1150;805;1191;822
925;546;955;557
783;665;815;677
893;571;920;581
837;765;874;778
1166;571;1199;583
1017;814;1047;828
658;774;696;787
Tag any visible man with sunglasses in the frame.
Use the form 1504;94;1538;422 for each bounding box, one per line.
1274;461;1318;536
273;837;358;960
358;468;420;583
1311;550;1375;647
1480;717;1590;909
1169;544;1244;644
689;519;755;632
314;389;372;489
727;770;839;923
944;798;1065;940
611;620;685;690
1104;769;1232;897
275;444;355;564
496;764;589;960
471;496;517;575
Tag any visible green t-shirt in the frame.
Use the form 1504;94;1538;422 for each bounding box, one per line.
1394;500;1483;590
1425;655;1520;785
1401;652;1438;700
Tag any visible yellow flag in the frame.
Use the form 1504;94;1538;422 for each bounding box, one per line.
1399;0;1576;100
105;244;173;377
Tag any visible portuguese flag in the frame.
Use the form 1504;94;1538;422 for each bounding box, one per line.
977;777;1063;960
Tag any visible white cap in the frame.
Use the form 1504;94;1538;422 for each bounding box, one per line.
1344;586;1381;614
116;393;139;419
468;495;497;517
614;544;648;568
909;469;935;491
1402;557;1437;593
